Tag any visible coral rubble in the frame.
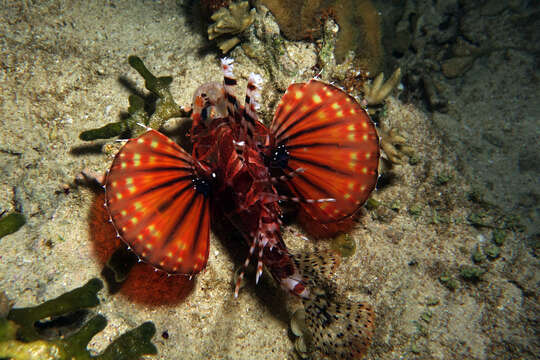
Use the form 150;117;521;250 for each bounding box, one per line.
314;17;401;114
260;0;383;74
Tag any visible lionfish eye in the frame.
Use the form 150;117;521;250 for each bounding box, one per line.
269;145;289;169
192;177;211;197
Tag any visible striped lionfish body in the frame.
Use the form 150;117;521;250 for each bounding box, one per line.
104;58;379;359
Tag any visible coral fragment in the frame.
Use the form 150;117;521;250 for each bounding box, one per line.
363;68;402;106
207;1;255;53
261;0;383;73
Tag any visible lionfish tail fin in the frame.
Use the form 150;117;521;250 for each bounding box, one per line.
293;250;374;359
303;293;374;359
291;249;341;290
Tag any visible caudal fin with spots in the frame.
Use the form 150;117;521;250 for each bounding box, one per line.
293;250;374;359
303;291;374;359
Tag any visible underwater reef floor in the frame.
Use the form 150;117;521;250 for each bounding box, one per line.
0;1;538;359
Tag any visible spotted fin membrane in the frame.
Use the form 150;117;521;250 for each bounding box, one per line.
104;130;211;276
304;293;374;359
270;80;379;224
293;251;374;359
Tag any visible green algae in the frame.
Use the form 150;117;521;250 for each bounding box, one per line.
80;56;188;141
467;187;493;208
7;279;101;342
425;297;439;306
408;154;420;165
128;56;171;99
412;320;428;337
484;244;501;260
410;342;421;354
434;172;453;186
408;204;422;216
420;310;432;323
79;121;127;141
438;273;458;291
79;94;147;141
467;212;491;228
0;212;26;239
492;229;506;246
330;233;356;258
365;198;380;210
471;246;486;264
459;266;485;282
389;200;401;212
503;214;526;232
0;278;157;360
430;209;448;225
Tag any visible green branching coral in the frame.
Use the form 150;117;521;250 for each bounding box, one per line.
79;95;146;141
459;266;486;282
0;212;26;239
0;278;157;360
80;56;189;141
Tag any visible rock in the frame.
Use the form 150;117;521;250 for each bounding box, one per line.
441;56;474;78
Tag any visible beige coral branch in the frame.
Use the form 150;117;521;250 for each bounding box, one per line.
363;67;402;105
207;1;255;40
377;101;415;167
380;128;408;165
216;37;241;53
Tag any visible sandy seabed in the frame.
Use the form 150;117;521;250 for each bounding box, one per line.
0;1;538;359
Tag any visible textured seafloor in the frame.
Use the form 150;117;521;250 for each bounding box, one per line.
0;1;538;359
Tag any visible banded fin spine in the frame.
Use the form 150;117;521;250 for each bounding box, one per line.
243;73;263;126
220;58;241;121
